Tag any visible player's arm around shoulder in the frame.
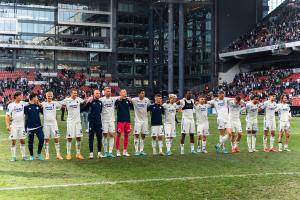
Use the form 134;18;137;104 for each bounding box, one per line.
147;104;153;112
5;104;12;132
59;97;69;106
207;99;215;107
38;103;44;115
54;101;63;109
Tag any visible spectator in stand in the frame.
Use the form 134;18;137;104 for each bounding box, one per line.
223;0;300;53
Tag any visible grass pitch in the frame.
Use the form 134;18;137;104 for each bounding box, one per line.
0;111;300;200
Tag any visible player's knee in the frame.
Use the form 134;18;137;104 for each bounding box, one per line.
12;140;17;145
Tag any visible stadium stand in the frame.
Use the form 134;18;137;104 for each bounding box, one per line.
223;0;300;53
0;67;300;109
211;68;300;106
0;69;119;108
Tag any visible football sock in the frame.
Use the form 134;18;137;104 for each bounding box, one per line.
76;141;81;154
20;144;26;157
11;144;16;158
109;137;114;153
67;141;72;154
134;137;139;153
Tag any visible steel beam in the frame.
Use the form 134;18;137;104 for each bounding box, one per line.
178;3;185;97
168;2;174;93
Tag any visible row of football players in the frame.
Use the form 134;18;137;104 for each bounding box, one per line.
5;87;291;161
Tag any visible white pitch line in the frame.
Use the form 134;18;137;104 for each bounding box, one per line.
0;172;300;191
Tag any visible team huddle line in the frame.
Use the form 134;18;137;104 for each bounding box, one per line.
5;87;292;161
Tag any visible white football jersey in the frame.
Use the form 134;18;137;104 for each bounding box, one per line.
61;97;84;123
6;101;28;127
228;100;244;121
194;104;211;124
179;98;195;120
246;102;259;122
277;103;291;122
208;98;230;121
42;101;62;126
261;100;277;120
100;96;119;122
131;97;151;123
163;103;179;124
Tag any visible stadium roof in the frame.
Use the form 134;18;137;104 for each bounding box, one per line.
219;41;300;61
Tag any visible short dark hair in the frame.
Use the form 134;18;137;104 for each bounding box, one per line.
280;94;288;101
137;89;145;94
251;94;260;100
13;91;22;99
185;90;192;94
269;93;276;96
235;96;241;101
155;94;162;98
218;90;225;94
29;93;37;101
70;88;77;94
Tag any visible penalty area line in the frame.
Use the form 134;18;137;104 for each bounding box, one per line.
0;172;300;191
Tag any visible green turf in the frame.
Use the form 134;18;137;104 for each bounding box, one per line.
0;111;300;200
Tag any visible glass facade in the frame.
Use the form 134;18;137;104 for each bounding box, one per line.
0;0;112;70
184;6;212;88
0;0;214;93
149;2;213;92
117;0;149;88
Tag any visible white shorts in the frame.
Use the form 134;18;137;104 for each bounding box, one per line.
9;126;26;140
44;124;60;139
196;122;209;136
217;118;231;130
66;122;83;138
181;119;195;134
231;120;242;133
134;121;149;135
246;120;258;131
151;125;164;137
264;118;276;131
279;121;290;132
164;123;176;138
102;121;115;133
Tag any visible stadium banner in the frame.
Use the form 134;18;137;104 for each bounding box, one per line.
219;41;300;58
109;82;118;86
28;81;48;85
90;73;99;77
41;72;58;77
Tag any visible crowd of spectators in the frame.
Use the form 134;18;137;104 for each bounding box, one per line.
223;0;300;52
1;67;300;108
0;69;115;108
210;69;300;101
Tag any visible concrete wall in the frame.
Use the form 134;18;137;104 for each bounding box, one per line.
217;0;263;50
